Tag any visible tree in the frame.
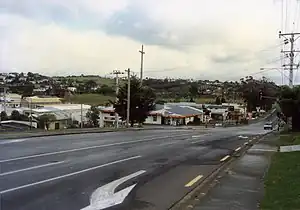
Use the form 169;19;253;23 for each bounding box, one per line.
85;80;97;92
97;84;115;96
277;85;300;131
0;111;8;121
188;83;199;102
38;114;56;130
239;76;278;112
86;106;100;127
215;97;221;105
113;76;156;126
221;97;226;103
21;84;34;98
10;110;21;120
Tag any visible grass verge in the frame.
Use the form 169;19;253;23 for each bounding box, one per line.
260;133;300;210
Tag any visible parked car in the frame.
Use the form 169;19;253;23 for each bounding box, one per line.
264;122;273;130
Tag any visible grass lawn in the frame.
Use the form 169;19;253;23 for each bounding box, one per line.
70;93;114;105
260;133;300;210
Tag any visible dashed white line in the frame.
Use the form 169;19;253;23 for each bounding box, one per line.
192;135;202;138
220;155;230;162
0;161;65;176
0;139;29;145
191;140;205;144
235;147;241;152
0;156;141;194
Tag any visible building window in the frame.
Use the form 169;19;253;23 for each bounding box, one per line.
153;115;157;122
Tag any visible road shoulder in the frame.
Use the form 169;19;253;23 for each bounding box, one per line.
173;132;277;210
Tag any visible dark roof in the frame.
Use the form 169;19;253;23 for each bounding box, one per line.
165;105;202;116
154;104;164;110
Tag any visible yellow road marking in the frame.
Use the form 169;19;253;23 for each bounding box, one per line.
185;175;203;187
235;147;241;152
220;155;230;162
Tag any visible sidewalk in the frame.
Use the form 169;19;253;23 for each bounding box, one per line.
189;133;278;210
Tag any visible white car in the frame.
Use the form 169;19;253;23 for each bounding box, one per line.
264;122;273;130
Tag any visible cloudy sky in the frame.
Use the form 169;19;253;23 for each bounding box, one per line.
1;0;300;83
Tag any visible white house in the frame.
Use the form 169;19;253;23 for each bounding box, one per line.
145;104;204;126
98;106;122;128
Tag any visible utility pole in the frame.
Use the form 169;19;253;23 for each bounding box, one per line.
80;103;83;128
112;70;124;128
139;45;145;85
3;87;7;113
125;68;131;127
29;98;32;129
279;31;300;87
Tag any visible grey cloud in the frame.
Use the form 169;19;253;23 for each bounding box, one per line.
0;1;73;23
210;51;251;64
102;5;226;50
0;0;102;30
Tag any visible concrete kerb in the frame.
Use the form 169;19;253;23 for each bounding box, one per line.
169;131;274;210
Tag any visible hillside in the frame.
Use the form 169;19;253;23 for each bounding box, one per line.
1;72;265;105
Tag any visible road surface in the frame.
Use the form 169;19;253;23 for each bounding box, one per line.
0;120;272;210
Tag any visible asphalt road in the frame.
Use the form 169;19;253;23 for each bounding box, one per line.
0;119;274;210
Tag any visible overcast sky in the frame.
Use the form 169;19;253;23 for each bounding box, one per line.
1;0;300;84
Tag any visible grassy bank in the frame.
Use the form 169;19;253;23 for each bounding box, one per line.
260;133;300;210
70;94;114;105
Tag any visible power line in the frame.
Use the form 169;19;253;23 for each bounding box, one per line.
279;31;300;87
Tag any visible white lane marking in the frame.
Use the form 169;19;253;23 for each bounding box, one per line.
0;161;65;177
0;156;141;194
81;170;146;210
220;155;230;162
0;134;191;163
0;131;192;145
238;135;249;139
235;147;241;152
192;135;202;138
191;140;205;144
0;139;28;145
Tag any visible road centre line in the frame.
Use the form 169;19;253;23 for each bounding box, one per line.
0;155;141;194
0;161;65;177
235;147;241;152
220;155;230;162
185;175;203;187
0;134;191;163
192;135;202;138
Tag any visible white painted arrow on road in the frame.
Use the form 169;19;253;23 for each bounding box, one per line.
81;170;146;210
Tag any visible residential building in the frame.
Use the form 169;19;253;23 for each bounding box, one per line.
28;108;70;130
0;93;22;108
146;104;204;126
98;106;122;128
21;96;63;108
42;104;91;123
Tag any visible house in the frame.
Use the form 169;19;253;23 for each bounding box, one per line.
67;87;77;92
21;96;63;108
24;107;70;130
42;104;91;123
0;93;22;108
145;104;204;126
98;106;122;128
